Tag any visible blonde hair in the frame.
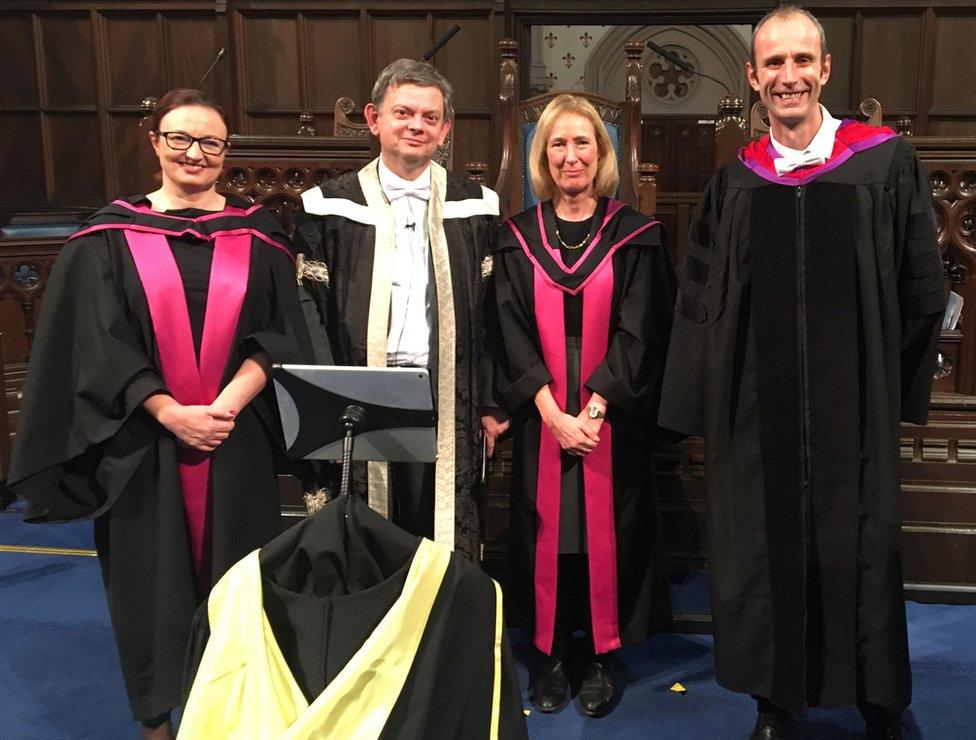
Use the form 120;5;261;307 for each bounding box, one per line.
528;94;619;202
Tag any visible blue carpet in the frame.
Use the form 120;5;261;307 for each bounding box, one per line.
2;507;975;738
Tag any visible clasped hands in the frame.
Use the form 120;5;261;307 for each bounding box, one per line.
153;401;237;453
533;385;606;457
544;407;603;457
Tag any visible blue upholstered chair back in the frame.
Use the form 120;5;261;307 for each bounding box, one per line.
520;119;624;210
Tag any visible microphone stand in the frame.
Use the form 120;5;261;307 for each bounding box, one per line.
339;405;366;500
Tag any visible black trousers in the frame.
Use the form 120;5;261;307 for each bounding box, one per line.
389;461;436;541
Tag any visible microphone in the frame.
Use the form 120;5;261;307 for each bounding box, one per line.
422;25;461;61
198;47;226;87
645;40;735;99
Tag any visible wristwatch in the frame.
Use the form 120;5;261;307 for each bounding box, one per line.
587;404;606;420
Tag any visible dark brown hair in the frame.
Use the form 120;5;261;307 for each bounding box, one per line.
149;88;229;133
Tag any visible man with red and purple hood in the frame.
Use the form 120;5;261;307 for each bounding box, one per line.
659;6;944;740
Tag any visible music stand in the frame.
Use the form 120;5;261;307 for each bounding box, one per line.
271;364;437;500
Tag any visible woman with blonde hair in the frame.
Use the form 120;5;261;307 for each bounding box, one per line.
486;94;676;717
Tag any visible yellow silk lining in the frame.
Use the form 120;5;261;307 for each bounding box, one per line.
427;162;457;550
360;160;396;519
357;159;457;548
489;579;504;740
179;540;451;739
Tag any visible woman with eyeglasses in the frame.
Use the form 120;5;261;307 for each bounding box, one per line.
8;88;311;738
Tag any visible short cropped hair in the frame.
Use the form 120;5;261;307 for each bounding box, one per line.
150;88;229;132
528;94;619;202
751;4;828;64
371;58;455;121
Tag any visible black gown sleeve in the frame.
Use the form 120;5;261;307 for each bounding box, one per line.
584;225;677;422
488;239;553;412
657;169;727;437
291;199;335;364
893;143;945;424
242;243;314;366
8;233;165;520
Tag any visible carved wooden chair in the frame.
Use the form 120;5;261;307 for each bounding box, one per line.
749;97;884;137
493;39;659;218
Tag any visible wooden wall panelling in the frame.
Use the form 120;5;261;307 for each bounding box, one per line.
46;114;105;200
900;398;976;600
858;13;920;114
816;14;854;115
369;13;430;70
236;12;302;133
35;11;101;207
0;13;43;203
929;11;976;137
432;13;496;176
38;12;97;107
0;14;39;107
305;11;363;135
103;12;165;107
0;114;46;204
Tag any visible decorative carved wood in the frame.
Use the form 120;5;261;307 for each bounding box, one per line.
218;134;373;234
714;95;748;170
333;97;370;139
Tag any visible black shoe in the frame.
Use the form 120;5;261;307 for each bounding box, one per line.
578;654;615;717
861;704;903;740
532;653;570;713
749;711;793;740
866;719;903;740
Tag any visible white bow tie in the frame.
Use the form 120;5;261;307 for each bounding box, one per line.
384;182;431;202
774;152;826;176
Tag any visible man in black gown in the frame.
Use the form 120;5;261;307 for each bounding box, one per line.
658;7;944;739
294;59;498;560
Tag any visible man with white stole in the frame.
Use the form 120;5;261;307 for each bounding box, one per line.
294;59;499;560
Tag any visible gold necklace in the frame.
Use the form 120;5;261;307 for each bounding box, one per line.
554;221;592;250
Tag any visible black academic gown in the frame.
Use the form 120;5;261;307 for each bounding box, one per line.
489;197;675;656
183;496;528;739
7;195;312;722
658;125;945;714
293;160;497;560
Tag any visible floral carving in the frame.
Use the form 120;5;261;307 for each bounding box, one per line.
647;45;700;104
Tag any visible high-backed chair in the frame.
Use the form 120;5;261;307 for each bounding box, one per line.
493;39;659;219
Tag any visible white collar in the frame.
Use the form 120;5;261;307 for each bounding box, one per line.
770;105;841;164
377;158;431;201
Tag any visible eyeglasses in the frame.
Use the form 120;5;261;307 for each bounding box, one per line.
154;131;229;156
